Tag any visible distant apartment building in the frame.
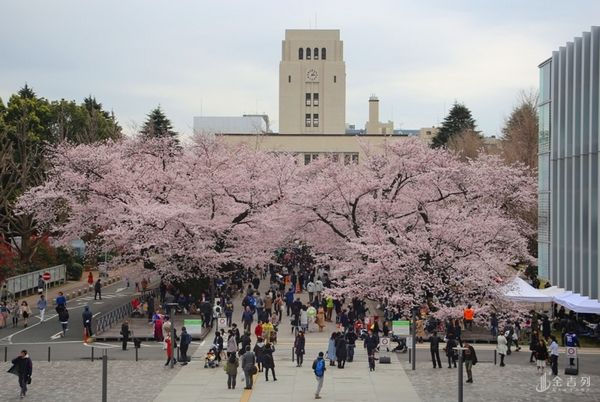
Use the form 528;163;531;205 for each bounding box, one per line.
538;26;600;299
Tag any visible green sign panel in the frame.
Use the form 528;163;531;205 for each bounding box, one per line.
392;320;410;336
184;319;203;337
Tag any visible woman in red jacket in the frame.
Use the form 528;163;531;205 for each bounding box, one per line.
165;335;174;367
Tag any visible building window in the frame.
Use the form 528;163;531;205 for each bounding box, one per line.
344;153;359;165
314;47;319;60
304;153;319;165
288;75;291;83
306;47;311;60
313;93;319;106
298;48;303;60
305;93;311;106
313;113;319;127
321;48;326;60
334;75;337;83
305;113;311;127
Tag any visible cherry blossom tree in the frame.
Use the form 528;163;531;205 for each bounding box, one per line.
283;138;536;319
17;136;297;280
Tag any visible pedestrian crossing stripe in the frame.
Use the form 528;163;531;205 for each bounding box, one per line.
78;294;124;301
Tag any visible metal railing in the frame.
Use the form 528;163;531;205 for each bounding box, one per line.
4;265;66;296
94;288;158;335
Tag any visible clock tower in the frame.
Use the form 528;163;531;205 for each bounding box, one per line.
279;29;346;134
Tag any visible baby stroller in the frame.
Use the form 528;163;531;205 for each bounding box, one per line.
204;346;219;368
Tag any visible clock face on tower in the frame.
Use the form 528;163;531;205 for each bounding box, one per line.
306;68;319;82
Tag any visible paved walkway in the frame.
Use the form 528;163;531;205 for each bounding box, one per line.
153;280;422;402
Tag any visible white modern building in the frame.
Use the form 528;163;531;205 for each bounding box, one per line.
538;26;600;299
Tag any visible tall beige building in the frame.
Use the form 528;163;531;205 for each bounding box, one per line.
279;29;346;134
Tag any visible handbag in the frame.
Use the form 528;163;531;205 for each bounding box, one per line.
250;365;258;375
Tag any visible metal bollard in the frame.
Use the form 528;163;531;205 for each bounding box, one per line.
292;347;295;362
4;346;7;362
494;350;497;365
91;347;94;362
102;350;108;402
48;346;51;362
135;347;138;362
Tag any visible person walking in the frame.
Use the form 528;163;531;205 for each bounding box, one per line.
253;337;265;372
164;334;174;367
312;351;326;399
529;330;540;363
445;335;457;368
241;345;256;390
226;330;238;358
497;331;508;367
462;342;477;383
535;338;548;374
58;306;69;337
225;353;239;389
242;306;253;332
11;300;20;328
94;278;102;300
430;331;443;368
121;320;131;351
37;275;44;295
55;292;66;309
327;332;337;367
36;295;47;323
335;333;347;369
179;326;192;365
346;329;357;362
10;349;32;399
263;343;277;381
549;335;559;375
82;306;93;337
294;331;306;367
87;271;94;289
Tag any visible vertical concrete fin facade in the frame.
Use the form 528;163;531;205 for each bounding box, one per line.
539;26;600;299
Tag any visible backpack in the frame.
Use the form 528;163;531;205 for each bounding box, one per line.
314;359;325;377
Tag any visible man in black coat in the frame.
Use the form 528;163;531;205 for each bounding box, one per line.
335;335;347;368
430;331;442;368
364;331;379;355
82;306;93;337
94;279;102;300
11;350;32;398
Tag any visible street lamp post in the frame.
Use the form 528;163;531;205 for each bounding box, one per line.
454;346;467;402
411;306;418;371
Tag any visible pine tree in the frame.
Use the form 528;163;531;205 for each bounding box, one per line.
431;102;477;148
140;106;178;139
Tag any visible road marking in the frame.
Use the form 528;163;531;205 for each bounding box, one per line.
83;342;119;349
93;302;104;305
93;312;101;317
116;287;126;293
50;332;63;340
200;340;205;346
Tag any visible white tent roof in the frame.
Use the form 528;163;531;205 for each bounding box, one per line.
502;277;554;303
539;286;572;298
553;292;600;314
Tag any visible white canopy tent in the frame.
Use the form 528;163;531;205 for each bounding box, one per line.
502;277;554;303
553;292;600;314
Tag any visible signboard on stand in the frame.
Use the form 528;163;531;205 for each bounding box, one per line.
393;320;410;336
184;319;203;338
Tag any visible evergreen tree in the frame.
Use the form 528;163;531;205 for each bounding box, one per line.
431;102;477;148
140;106;178;139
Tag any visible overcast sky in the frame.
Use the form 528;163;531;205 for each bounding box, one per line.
1;1;599;137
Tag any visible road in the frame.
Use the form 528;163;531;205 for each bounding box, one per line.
0;280;135;345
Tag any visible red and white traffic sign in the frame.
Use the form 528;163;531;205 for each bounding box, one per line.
566;347;577;357
42;272;51;281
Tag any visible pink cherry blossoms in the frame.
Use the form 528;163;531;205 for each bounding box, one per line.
18;136;536;317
